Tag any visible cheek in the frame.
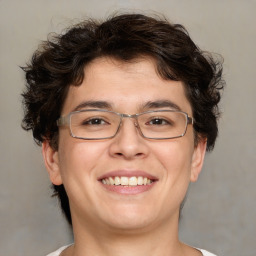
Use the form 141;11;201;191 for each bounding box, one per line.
152;139;194;178
57;138;108;203
148;140;194;216
57;135;105;180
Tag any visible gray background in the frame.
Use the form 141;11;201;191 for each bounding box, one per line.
0;0;255;255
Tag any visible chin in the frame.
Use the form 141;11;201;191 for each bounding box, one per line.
98;204;159;232
105;217;155;233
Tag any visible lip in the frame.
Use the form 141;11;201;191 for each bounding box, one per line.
98;170;158;195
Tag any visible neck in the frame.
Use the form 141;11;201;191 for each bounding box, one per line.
68;212;186;256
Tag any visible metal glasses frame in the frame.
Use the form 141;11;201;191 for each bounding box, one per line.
57;109;193;140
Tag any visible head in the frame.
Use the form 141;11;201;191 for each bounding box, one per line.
22;13;224;226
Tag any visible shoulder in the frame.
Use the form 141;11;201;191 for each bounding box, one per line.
47;245;216;256
198;248;218;256
46;245;71;256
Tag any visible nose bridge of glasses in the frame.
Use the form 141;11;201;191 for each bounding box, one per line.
119;113;139;128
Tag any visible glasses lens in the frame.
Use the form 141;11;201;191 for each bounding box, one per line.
70;110;120;139
138;111;188;139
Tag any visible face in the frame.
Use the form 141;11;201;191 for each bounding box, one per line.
43;57;206;233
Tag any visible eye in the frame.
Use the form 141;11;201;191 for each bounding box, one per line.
82;118;109;125
146;118;172;125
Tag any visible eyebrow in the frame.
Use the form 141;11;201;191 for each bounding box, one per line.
72;101;112;112
142;100;182;111
72;99;182;112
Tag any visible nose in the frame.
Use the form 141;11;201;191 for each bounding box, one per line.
108;117;149;160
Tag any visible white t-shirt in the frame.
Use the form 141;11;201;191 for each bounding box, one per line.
46;245;217;256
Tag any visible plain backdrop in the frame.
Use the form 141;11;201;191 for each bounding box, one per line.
0;1;255;256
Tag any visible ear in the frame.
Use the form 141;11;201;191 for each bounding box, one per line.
190;139;207;182
42;141;63;185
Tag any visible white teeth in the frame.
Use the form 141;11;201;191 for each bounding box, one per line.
129;177;137;186
138;176;143;185
120;177;129;185
114;176;120;185
109;177;115;185
101;176;153;186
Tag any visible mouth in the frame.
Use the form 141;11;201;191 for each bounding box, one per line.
101;176;154;186
98;170;158;195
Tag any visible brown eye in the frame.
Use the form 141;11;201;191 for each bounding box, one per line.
82;118;108;125
146;118;172;126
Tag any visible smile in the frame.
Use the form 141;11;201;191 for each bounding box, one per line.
98;170;158;194
101;176;153;186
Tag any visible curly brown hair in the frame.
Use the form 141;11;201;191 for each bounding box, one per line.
21;13;224;225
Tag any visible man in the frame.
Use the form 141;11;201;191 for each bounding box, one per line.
22;13;224;256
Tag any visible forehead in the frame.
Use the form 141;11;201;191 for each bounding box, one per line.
62;57;192;115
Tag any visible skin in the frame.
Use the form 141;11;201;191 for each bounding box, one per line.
43;57;207;256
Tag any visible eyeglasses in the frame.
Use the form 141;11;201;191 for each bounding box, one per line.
57;109;193;140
